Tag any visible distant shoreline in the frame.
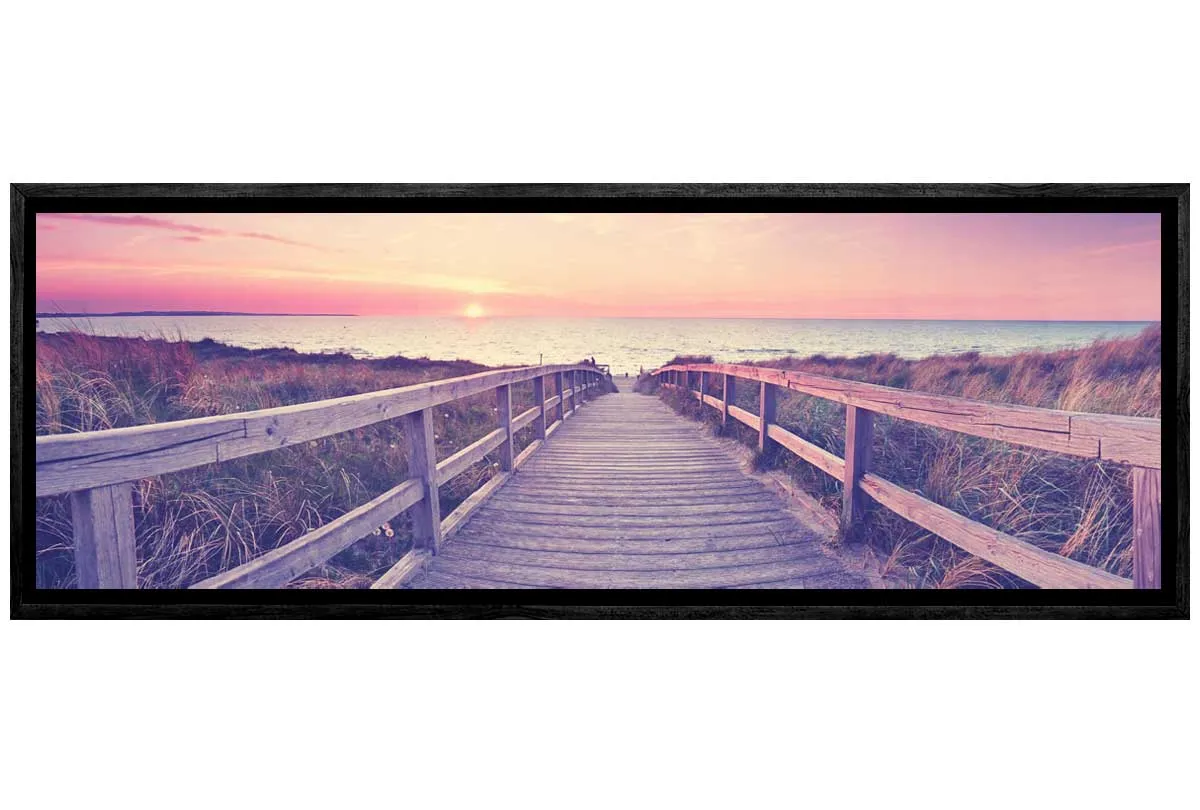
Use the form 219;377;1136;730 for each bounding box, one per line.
36;311;357;318
35;313;1156;323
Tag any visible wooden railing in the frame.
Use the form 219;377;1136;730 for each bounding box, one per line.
654;363;1162;590
36;363;613;589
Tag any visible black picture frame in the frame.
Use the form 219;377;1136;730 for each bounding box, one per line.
10;183;1189;619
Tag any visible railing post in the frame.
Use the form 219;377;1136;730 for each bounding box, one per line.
533;375;548;440
700;371;709;402
1132;467;1162;588
565;371;575;415
403;407;443;554
722;374;735;429
495;383;514;471
71;482;137;588
555;371;565;422
842;405;874;537
758;382;776;453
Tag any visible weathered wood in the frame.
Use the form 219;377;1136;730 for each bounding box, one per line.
502;480;767;498
482;498;779;519
513;472;758;487
370;549;431;589
441;470;513;540
36;362;600;497
765;424;846;480
858;472;1132;589
529;456;740;468
403;407;442;554
652;361;1160;589
446;513;800;541
472;505;786;529
451;530;812;555
1132;467;1162;588
842;405;874;532
495;491;780;508
656;363;1160;464
431;555;851;589
1073;414;1162;469
436;427;506;486
513;438;543;468
191;477;424;589
758;382;777;453
727;404;759;430
38;362;615;591
437;542;840;574
511;405;540;433
495;383;514;471
402;390;868;589
533;375;547;439
71;483;137;588
722;374;736;429
555;372;565;422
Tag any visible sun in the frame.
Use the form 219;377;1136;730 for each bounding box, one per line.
463;302;485;318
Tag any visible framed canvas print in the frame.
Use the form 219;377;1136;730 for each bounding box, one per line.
10;183;1188;618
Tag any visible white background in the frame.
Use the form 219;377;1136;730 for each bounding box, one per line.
1;2;1195;809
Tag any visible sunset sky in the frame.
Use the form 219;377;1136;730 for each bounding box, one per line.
35;212;1161;320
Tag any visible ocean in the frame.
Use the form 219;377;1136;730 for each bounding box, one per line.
35;316;1154;376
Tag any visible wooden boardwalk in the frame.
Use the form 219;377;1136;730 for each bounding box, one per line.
36;358;1158;591
406;380;868;589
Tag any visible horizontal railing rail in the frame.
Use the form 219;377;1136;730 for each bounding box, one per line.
654;363;1162;589
36;363;611;589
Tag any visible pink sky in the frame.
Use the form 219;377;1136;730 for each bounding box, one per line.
35;212;1161;320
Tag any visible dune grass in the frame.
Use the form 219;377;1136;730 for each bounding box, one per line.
34;332;604;589
646;325;1161;588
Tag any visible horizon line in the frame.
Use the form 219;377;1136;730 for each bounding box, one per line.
34;310;1160;324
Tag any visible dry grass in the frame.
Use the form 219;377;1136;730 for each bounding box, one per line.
659;324;1161;588
35;332;605;589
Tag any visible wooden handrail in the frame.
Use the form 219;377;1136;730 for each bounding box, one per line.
36;362;604;497
655;362;1161;589
36;363;610;589
657;363;1159;467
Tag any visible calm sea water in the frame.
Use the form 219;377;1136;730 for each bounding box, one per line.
36;316;1153;376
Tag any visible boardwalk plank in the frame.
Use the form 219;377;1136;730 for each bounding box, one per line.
437;543;842;573
449;533;816;555
431;556;847;589
450;517;802;541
